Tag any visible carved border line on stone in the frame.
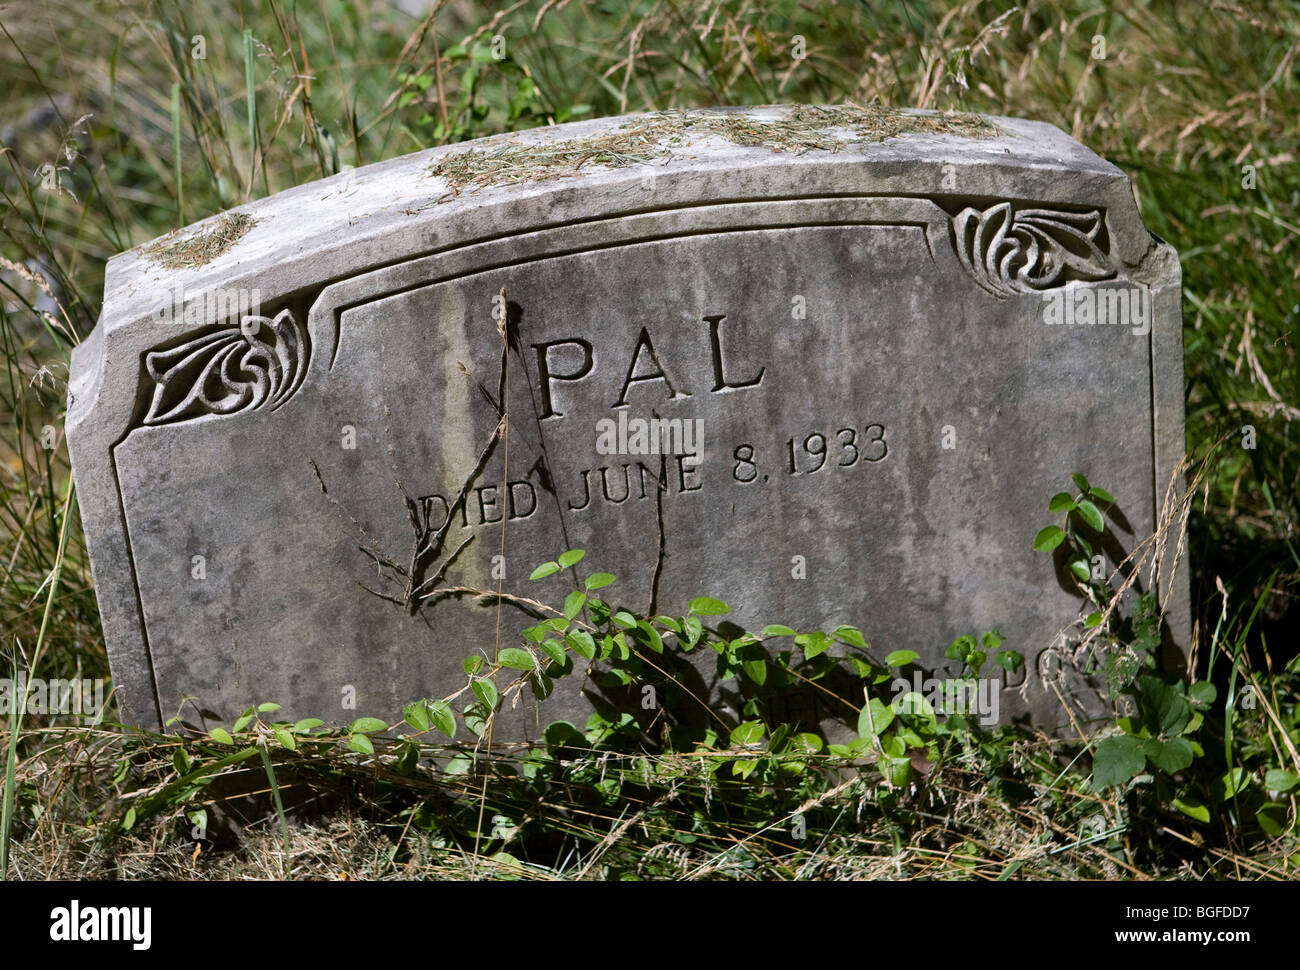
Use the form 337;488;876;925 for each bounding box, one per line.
125;202;1112;433
951;202;1115;297
138;308;309;426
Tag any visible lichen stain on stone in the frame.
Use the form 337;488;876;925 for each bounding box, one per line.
429;103;1002;195
146;211;258;270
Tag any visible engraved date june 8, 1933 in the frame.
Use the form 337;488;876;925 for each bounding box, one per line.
420;421;890;534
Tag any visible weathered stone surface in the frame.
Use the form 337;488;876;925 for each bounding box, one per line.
67;106;1186;737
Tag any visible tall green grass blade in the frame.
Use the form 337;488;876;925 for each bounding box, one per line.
243;28;263;196
171;81;184;226
1;476;74;879
259;744;291;879
1;650;19;880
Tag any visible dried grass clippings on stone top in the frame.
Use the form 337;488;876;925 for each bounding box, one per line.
430;103;1001;195
146;211;258;270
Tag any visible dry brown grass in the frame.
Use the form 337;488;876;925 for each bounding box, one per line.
145;211;258;269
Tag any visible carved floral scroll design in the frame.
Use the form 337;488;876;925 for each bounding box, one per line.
951;203;1115;297
140;308;308;426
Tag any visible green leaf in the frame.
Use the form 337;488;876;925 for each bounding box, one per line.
612;610;638;629
857;697;894;738
463;655;485;675
1265;769;1299;793
896;691;935;722
1071;472;1091;493
404;701;432;733
1173;795;1211;824
397;739;420;775
732;758;759;779
292;718;324;733
544;720;584;749
761;624;796;638
122;806;137;832
1189;680;1217;708
791;733;824;754
462;708;487;738
257;702;281;713
1085;611;1103;628
498;647;536;670
882;753;912;787
1069;559;1091;582
1214;768;1252;799
540;638;567;666
689;596;730;616
994;649;1024;674
557;549;586;569
1144;736;1194;774
273;726;296;751
564;590;587;620
842;652;883;686
530;671;554;700
885;649;919;668
233;707;255;733
210;728;234;746
1034;525;1066;552
874;697;898;735
795;631;831;659
1048;492;1076;513
835;625;867;649
741;658;767;686
529;561;560;580
429;700;456;738
731;721;765;746
1093;735;1146;788
635;620;664;654
566;630;596;660
1156;689;1192;737
472;678;499;711
348;733;375;755
1256;802;1289;836
350;717;388;735
1076;500;1104;532
946;635;976;661
1088;486;1114;503
585;572;615;590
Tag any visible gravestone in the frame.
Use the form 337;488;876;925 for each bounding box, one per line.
67;105;1186;738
